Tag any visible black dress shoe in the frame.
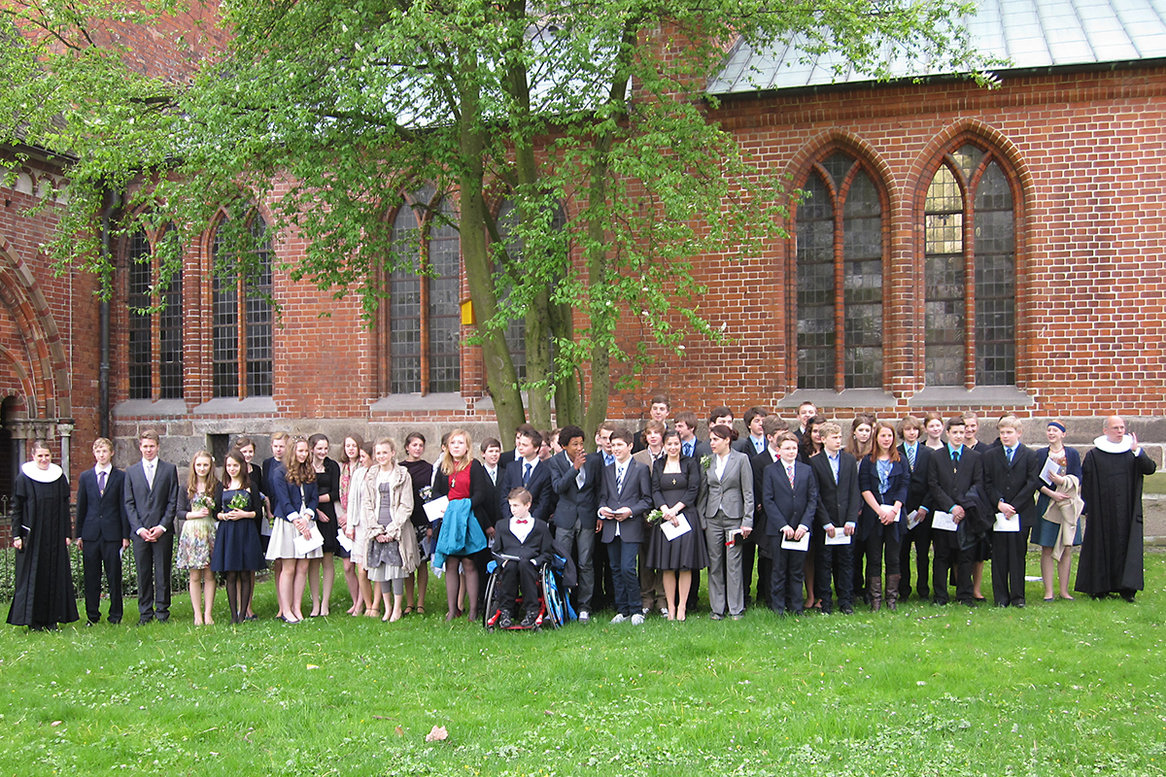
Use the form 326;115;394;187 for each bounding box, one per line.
137;616;154;626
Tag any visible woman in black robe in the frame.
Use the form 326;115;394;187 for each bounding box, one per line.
7;440;78;630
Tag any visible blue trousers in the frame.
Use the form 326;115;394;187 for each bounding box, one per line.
607;537;640;617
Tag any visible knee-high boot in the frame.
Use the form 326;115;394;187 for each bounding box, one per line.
885;574;901;611
867;577;882;612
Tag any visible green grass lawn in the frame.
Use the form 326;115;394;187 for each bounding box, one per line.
2;556;1164;776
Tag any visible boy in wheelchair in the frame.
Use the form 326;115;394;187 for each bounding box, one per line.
492;487;554;629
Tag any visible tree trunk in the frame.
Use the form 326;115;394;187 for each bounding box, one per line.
458;49;525;441
505;8;553;432
550;299;580;426
582;153;613;441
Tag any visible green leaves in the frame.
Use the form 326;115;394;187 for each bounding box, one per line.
1;0;980;434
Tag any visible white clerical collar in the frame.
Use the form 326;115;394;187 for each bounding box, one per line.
22;461;63;482
1093;434;1133;454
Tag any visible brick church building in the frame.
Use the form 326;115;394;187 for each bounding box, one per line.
2;0;1165;496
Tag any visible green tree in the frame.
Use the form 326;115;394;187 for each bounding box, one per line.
0;0;980;440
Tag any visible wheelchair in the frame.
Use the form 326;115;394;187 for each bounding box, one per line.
482;553;574;631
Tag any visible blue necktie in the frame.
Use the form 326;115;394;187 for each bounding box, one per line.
683;441;693;457
523;462;532;486
98;470;106;495
616;466;625;494
1006;447;1014;464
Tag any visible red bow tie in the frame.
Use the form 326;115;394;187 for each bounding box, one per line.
515;519;529;524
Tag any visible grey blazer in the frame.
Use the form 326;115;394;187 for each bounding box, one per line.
698;450;754;527
123;458;180;536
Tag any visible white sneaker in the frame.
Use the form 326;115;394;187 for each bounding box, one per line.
659;607;669;617
630;613;645;626
578;610;591;623
610;613;628;624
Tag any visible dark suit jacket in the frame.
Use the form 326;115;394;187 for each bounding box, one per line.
548;450;603;531
761;459;818;536
492;518;553;567
76;466;130;543
751;448;780;536
733;436;768;458
697;450;755;526
809;451;861;530
857;456;910;541
981;442;1042;528
499;457;556;524
898;442;934;514
680;437;711;461
123;458;180;536
927;446;985;516
597;457;652;544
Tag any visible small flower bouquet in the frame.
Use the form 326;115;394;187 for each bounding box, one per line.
227;492;250;511
700;455;711;470
190;493;215;513
645;508;664;526
419;485;433;502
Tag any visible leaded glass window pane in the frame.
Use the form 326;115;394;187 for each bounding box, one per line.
244;217;273;398
925;164;967;386
211;229;239;398
389;205;422;394
823;152;852;189
796;171;834;389
428;198;461;394
796;156;885;391
127;231;152;399
843;170;882;388
974;162;1015;385
157;227;183;399
951;144;984;181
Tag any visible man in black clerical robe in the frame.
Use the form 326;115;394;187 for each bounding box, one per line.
1075;416;1157;601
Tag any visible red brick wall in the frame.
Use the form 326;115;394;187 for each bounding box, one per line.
0;155;105;485
604;64;1166;420
14;61;1166;468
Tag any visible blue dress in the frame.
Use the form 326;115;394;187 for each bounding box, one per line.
212;488;266;572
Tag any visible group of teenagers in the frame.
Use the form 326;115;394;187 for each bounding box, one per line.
5;398;1155;631
523;400;1119;624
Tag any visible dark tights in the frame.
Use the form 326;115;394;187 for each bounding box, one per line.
225;571;254;624
445;557;479;620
